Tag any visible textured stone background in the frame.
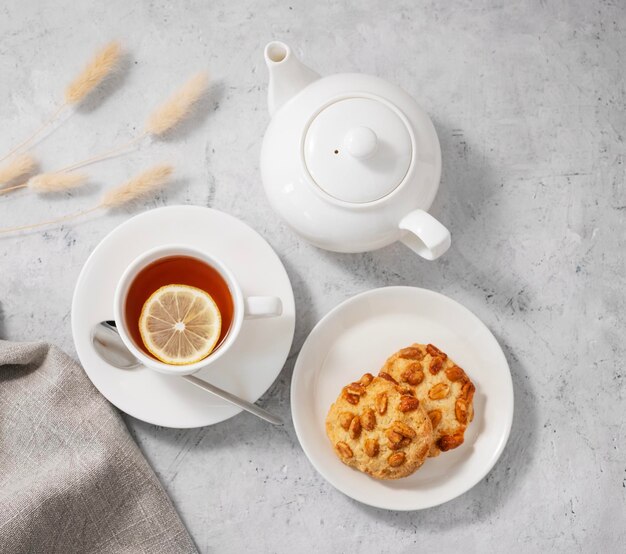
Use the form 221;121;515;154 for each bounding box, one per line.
1;0;624;552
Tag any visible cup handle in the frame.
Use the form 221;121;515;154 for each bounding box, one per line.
244;296;283;319
399;209;451;260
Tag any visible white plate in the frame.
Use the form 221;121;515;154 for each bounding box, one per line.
291;286;513;510
71;206;295;428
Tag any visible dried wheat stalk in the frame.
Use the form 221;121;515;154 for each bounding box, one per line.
0;41;122;164
48;72;209;175
145;72;208;136
28;172;88;193
100;165;173;208
65;42;122;105
0;170;87;195
0;154;37;185
0;164;174;234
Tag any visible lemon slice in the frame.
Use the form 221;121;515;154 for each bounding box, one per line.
139;284;222;365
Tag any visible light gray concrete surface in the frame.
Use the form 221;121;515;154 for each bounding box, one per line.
1;1;624;552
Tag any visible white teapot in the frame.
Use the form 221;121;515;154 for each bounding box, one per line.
260;41;451;260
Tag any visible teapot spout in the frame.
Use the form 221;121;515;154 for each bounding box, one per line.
265;41;319;117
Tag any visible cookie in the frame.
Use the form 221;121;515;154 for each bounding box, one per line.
379;343;475;457
325;374;433;480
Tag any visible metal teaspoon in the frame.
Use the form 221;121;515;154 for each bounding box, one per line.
92;321;283;425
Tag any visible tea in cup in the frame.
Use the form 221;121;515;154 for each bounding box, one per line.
113;245;282;375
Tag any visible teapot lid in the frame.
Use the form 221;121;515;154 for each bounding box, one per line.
303;97;412;203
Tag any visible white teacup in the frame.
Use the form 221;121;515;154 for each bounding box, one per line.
113;244;282;375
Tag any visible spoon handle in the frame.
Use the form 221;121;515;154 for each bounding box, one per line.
182;375;283;426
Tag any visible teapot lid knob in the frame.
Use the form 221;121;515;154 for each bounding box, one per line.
344;126;378;159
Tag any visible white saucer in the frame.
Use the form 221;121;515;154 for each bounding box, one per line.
71;206;295;428
291;286;513;511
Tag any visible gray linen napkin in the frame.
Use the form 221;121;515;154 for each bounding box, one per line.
0;340;198;554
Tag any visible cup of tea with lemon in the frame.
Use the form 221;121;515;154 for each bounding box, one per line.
113;245;282;374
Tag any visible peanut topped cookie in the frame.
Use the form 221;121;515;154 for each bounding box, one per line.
325;374;433;480
379;343;475;457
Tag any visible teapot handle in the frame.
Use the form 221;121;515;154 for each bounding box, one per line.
399;209;451;260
